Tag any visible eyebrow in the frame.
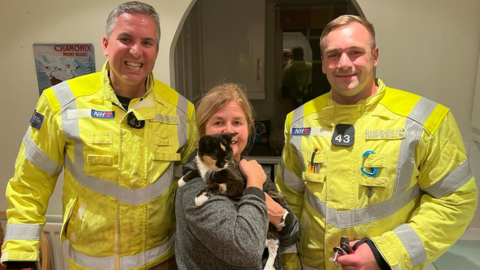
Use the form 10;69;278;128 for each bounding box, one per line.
325;46;365;54
117;32;156;43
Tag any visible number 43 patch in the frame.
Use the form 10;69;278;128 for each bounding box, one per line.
332;124;355;146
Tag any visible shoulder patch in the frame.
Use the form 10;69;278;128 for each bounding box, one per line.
30;109;45;130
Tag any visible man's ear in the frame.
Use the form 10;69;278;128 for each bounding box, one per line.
102;36;109;57
373;46;379;67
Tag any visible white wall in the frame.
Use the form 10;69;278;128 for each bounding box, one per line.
0;0;195;216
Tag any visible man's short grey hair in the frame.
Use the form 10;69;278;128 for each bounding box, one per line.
106;1;161;50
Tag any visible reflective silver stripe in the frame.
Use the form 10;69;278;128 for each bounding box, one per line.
424;160;473;198
290;106;306;171
56;82;174;205
394;224;426;267
306;185;420;228
281;243;298;254
69;233;175;269
66;156;174;205
279;159;305;192
394;98;437;195
301;264;318;270
23;129;63;176
407;98;437;126
4;224;42;240
176;94;189;148
280;106;307;192
52;82;76;108
52;82;78;140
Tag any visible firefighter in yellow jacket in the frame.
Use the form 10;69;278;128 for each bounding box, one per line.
2;2;197;270
276;15;478;270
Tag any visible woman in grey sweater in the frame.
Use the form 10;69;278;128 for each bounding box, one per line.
175;84;299;270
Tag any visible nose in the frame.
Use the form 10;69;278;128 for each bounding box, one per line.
129;42;143;58
223;123;235;134
337;53;352;69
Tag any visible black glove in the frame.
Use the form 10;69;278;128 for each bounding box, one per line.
4;261;36;270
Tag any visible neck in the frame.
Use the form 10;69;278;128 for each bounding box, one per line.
111;82;146;99
334;82;378;105
108;72;147;98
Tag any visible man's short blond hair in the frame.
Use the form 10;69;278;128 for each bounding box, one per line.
320;15;376;57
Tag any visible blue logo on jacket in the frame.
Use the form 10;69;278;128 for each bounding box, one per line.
91;110;115;119
30;109;45;130
292;127;311;135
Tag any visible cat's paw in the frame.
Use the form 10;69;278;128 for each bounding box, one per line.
178;177;186;187
195;193;209;206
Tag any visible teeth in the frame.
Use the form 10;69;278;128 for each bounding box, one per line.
125;62;142;68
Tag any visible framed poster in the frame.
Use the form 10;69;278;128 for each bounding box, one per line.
33;43;96;95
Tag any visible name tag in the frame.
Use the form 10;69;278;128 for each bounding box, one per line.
365;129;406;140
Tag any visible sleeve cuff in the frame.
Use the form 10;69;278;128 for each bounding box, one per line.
4;261;37;269
243;187;266;201
353;238;390;270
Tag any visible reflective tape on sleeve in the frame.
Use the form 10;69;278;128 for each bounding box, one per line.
69;233;175;269
394;224;426;267
423;160;473;198
5;223;42;241
23;129;63;176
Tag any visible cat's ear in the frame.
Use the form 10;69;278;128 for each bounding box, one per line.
198;136;209;154
229;132;239;142
224;132;238;142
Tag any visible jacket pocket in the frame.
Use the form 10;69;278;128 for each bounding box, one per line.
152;133;181;161
84;131;115;177
61;196;78;243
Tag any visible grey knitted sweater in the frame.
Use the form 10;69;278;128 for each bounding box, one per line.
175;163;299;270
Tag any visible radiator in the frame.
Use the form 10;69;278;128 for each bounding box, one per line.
42;222;68;270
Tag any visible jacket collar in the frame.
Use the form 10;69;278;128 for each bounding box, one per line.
101;60;155;105
317;79;387;125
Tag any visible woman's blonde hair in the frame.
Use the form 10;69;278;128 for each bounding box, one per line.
196;83;255;139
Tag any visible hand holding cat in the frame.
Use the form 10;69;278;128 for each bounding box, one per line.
264;193;287;230
239;159;266;190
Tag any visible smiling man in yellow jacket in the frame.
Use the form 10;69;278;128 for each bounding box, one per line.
2;2;197;270
276;15;478;270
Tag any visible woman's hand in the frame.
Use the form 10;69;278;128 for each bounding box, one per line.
239;159;266;190
264;193;287;230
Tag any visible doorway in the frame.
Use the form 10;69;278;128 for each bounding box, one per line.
173;0;363;154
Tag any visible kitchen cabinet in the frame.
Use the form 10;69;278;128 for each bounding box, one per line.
201;0;266;99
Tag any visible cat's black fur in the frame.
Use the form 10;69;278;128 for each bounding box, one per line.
178;133;288;270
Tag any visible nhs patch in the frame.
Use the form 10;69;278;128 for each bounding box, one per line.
30;109;45;130
91;110;115;119
292;127;311;135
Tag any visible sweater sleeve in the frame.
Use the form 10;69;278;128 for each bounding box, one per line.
180;178;269;267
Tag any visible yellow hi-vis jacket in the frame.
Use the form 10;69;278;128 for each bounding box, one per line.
276;79;478;270
2;61;198;270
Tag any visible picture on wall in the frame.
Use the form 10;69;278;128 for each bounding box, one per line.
33;43;96;95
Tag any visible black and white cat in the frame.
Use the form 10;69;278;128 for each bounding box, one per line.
178;133;288;270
